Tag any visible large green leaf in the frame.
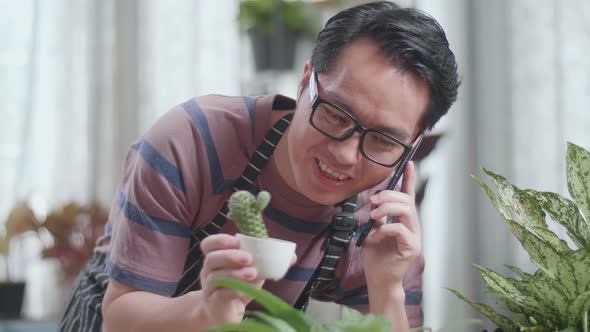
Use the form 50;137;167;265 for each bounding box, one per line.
472;175;511;220
505;265;531;279
207;319;280;332
323;315;391;332
325;306;391;332
504;219;562;278
474;265;570;323
448;289;518;331
246;311;298;332
482;169;548;229
565;291;590;325
567;142;590;223
340;306;365;323
552;251;590;300
556;328;579;332
529;226;570;254
527;189;590;250
475;265;531;303
474;173;568;254
516;272;570;321
566;250;590;293
211;278;311;331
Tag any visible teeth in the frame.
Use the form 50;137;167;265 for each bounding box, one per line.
318;160;348;181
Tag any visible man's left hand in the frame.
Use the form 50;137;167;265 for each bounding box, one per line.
361;161;422;288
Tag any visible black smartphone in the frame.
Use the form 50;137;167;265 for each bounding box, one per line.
355;135;424;246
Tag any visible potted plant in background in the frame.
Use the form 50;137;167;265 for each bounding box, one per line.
238;0;326;71
38;202;109;288
0;200;108;318
451;142;590;331
0;202;38;318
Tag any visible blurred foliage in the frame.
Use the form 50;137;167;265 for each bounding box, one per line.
1;201;109;281
237;0;342;37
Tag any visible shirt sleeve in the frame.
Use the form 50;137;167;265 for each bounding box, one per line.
106;105;205;296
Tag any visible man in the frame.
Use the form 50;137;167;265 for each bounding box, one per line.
59;2;459;331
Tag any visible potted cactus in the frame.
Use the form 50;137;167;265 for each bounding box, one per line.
228;190;296;280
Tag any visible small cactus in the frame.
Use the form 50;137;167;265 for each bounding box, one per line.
227;190;270;238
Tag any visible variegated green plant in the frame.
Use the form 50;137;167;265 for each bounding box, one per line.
228;190;271;238
451;142;590;332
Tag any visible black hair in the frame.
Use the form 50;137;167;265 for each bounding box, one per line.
311;1;461;131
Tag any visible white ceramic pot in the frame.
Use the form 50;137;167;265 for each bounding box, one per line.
236;234;296;280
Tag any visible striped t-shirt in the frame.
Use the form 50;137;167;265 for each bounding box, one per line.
95;94;424;326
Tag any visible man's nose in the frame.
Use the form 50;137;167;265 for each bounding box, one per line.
327;133;361;166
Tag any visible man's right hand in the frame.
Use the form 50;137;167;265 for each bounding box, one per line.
199;234;265;325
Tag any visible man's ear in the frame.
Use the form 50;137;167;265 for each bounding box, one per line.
297;62;312;99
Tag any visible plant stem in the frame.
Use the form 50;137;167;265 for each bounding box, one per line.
584;311;588;332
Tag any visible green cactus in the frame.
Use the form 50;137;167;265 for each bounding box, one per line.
227;190;270;238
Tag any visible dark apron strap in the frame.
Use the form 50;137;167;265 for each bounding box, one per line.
293;194;357;310
173;113;293;296
174;110;359;310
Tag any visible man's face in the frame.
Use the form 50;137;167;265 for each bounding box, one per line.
281;38;429;205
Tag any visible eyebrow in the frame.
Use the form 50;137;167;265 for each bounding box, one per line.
323;90;411;141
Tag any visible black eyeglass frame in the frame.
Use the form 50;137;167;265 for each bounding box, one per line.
308;70;418;168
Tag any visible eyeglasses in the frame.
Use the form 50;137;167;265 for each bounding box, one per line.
308;70;414;167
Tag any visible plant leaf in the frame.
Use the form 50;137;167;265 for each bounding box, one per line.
207;319;279;332
527;189;590;250
448;289;518;331
473;265;567;323
482;168;547;229
556;328;579;332
473;175;568;253
565;291;590;325
506;219;561;278
323;314;392;332
473;264;534;309
567;142;590;224
504;265;532;279
472;175;511;220
340;306;365;323
529;226;571;254
211;278;311;331
246;311;297;332
325;305;391;332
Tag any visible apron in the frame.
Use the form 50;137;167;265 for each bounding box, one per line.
58;112;357;331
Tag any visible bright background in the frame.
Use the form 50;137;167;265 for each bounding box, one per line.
1;0;589;329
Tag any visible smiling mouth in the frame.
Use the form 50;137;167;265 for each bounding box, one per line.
315;158;351;181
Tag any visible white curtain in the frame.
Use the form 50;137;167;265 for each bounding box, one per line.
0;0;239;318
0;0;240;218
417;0;590;329
3;0;589;326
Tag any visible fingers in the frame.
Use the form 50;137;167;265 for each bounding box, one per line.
200;234;259;297
369;222;410;243
202;249;252;274
201;233;240;255
401;161;416;198
369;200;419;232
370;190;413;206
202;267;260;296
367;223;422;257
